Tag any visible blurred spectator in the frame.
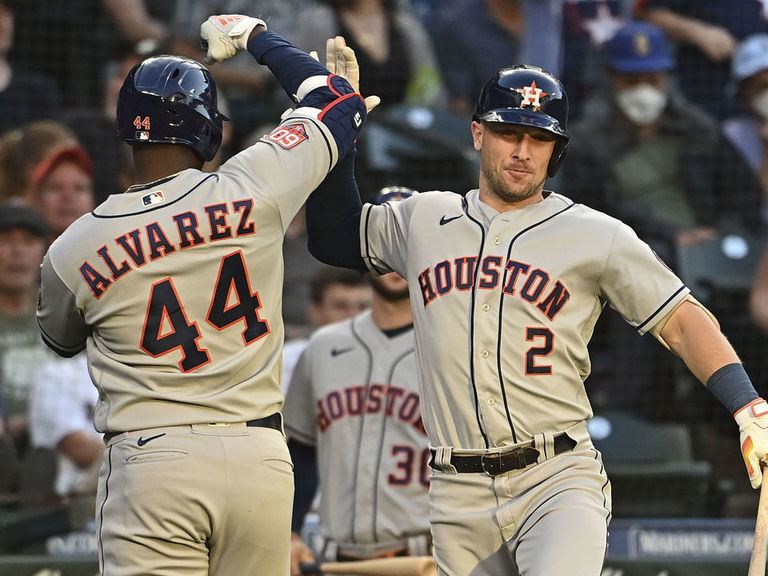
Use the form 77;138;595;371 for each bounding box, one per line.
431;0;562;115
637;0;768;120
61;44;143;205
561;0;634;122
0;119;79;204
0;0;61;134
154;0;315;151
9;0;172;109
294;0;446;110
282;267;373;392
102;0;170;45
562;20;764;421
722;33;768;224
0;201;55;483
29;145;95;244
283;207;332;340
28;353;102;519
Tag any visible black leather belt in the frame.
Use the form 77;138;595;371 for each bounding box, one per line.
429;433;576;476
246;413;282;431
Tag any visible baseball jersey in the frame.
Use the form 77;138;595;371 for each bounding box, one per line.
283;310;430;545
36;107;339;433
361;189;690;449
29;353;101;496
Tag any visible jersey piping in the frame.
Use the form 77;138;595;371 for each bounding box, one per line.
496;202;577;444
368;345;415;544
91;174;218;218
636;285;687;332
463;198;492;449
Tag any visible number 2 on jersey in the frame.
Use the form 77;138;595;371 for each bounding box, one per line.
140;250;269;372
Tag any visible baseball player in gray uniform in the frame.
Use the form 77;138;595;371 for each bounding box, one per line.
284;188;431;576
35;15;371;576
303;65;768;575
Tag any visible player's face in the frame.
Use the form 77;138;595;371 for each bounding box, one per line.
472;121;554;210
0;227;46;294
370;272;409;302
310;283;373;326
36;162;94;238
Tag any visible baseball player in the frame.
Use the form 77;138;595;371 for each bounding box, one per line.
35;15;372;576
284;188;431;576
303;65;768;576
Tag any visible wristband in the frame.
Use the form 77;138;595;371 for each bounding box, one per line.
706;362;759;415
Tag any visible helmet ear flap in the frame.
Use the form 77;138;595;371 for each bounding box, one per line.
547;138;568;178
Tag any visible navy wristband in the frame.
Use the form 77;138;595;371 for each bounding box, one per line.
706;362;759;415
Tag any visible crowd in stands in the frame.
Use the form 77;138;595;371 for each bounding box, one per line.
2;0;768;542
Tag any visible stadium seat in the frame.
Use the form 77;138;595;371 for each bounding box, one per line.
590;411;718;517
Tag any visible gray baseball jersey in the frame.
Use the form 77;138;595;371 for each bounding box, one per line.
361;189;689;449
283;310;430;552
36;107;338;433
360;188;690;575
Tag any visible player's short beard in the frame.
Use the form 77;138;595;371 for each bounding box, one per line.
370;277;409;302
481;156;547;205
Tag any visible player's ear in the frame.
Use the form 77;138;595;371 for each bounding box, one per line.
471;121;483;152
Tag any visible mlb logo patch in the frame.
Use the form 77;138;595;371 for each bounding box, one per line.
266;124;309;150
136;131;150;141
142;191;165;206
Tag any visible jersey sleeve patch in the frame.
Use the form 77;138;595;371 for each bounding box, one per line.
265;123;309;150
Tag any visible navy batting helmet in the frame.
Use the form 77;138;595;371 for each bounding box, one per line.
116;55;226;162
371;186;417;205
473;65;569;177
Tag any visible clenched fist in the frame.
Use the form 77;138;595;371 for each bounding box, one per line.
200;14;266;64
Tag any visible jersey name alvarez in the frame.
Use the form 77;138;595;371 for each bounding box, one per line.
316;383;425;434
80;197;256;298
417;255;570;319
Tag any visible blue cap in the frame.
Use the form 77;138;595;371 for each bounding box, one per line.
605;20;675;73
371;186;416;205
732;34;768;84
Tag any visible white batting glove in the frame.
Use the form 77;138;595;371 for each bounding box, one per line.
735;398;768;488
200;14;266;65
325;36;380;113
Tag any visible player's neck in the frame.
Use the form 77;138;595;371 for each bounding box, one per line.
478;187;545;213
371;297;411;331
130;146;203;187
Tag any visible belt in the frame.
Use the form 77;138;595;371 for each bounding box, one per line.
245;413;282;431
336;548;409;562
430;433;576;476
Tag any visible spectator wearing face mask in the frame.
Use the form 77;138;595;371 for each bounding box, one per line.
560;20;764;423
723;33;768;225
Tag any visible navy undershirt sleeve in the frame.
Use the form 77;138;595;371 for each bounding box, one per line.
288;437;319;533
306;150;366;270
247;30;329;101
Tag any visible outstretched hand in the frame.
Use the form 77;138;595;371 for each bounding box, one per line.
324;36;380;113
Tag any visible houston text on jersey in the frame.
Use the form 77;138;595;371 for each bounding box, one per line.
316;383;426;435
417;255;571;320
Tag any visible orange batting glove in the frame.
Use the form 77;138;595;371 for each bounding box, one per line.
735;398;768;488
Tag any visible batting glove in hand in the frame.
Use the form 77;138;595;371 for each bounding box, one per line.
200;14;266;64
735;398;768;488
325;36;381;113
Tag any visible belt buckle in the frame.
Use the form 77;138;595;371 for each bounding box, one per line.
480;452;504;476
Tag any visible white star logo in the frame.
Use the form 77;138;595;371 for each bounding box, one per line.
516;81;548;110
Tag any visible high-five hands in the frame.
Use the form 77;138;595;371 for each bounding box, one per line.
322;36;380;113
200;14;267;64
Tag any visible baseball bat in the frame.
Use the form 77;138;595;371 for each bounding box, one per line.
749;468;768;576
300;555;436;576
